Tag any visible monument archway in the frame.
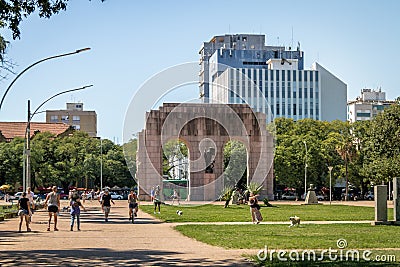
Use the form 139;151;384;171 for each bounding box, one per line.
136;103;274;201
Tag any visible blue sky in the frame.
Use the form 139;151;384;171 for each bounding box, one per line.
0;0;399;142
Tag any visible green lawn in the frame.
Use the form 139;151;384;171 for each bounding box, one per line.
140;203;393;222
140;204;400;266
175;224;400;266
174;224;400;250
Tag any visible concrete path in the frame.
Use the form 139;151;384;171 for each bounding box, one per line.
0;200;254;267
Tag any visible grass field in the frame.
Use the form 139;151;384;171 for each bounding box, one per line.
173;223;400;266
140;203;393;222
173;223;400;250
140;203;400;266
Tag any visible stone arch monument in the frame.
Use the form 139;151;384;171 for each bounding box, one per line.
136;103;274;201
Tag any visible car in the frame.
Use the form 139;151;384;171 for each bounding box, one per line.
13;192;24;200
365;192;374;200
316;194;325;201
110;192;123;200
281;192;298;200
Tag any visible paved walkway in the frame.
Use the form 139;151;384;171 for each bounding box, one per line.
0;200;254;267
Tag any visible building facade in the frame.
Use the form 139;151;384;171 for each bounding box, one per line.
46;102;97;137
347;89;395;122
201;34;347;121
199;34;304;103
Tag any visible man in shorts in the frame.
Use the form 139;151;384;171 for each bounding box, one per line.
101;189;114;222
44;186;60;231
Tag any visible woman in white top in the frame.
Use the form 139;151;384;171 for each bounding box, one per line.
44;186;60;231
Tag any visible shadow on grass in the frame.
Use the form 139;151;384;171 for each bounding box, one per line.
0;248;250;266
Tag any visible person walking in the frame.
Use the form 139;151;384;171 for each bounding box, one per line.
153;185;162;214
26;187;35;223
128;189;139;220
70;198;86;231
101;188;114;222
249;192;263;224
171;189;180;205
44;186;60;231
150;186;155;202
18;192;31;232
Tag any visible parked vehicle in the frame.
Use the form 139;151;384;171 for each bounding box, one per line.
13;192;24;200
365;191;374;200
110;192;123;200
281;192;298;200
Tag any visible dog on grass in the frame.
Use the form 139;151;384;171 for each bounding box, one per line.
289;216;300;227
176;210;183;216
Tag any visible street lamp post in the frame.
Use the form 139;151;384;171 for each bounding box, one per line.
328;166;333;205
23;85;93;191
0;48;91;111
100;138;103;190
303;140;308;198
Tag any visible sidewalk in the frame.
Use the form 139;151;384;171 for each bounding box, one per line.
0;200;253;267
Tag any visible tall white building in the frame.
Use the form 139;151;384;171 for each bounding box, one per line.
347;89;394;122
211;57;347;121
203;34;347;121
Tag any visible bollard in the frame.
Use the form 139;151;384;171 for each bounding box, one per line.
394;178;400;222
374;185;388;222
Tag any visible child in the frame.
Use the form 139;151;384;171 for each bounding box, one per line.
70;198;86;231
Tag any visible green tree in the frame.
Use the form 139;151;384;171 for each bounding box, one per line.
364;103;400;184
223;140;247;189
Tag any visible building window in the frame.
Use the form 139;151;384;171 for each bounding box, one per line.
72;125;81;130
61;115;69;122
72;115;80;122
50;115;58;122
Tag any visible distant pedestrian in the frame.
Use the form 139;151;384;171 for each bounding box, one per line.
150;186;155;202
249;192;263;224
70;198;86;231
101;188;114;222
44;186;60;231
171;189;180;205
153;185;161;214
18;192;31;232
26;187;35;223
81;191;86;204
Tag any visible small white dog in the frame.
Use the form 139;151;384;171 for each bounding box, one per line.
176;210;183;216
289;216;301;227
